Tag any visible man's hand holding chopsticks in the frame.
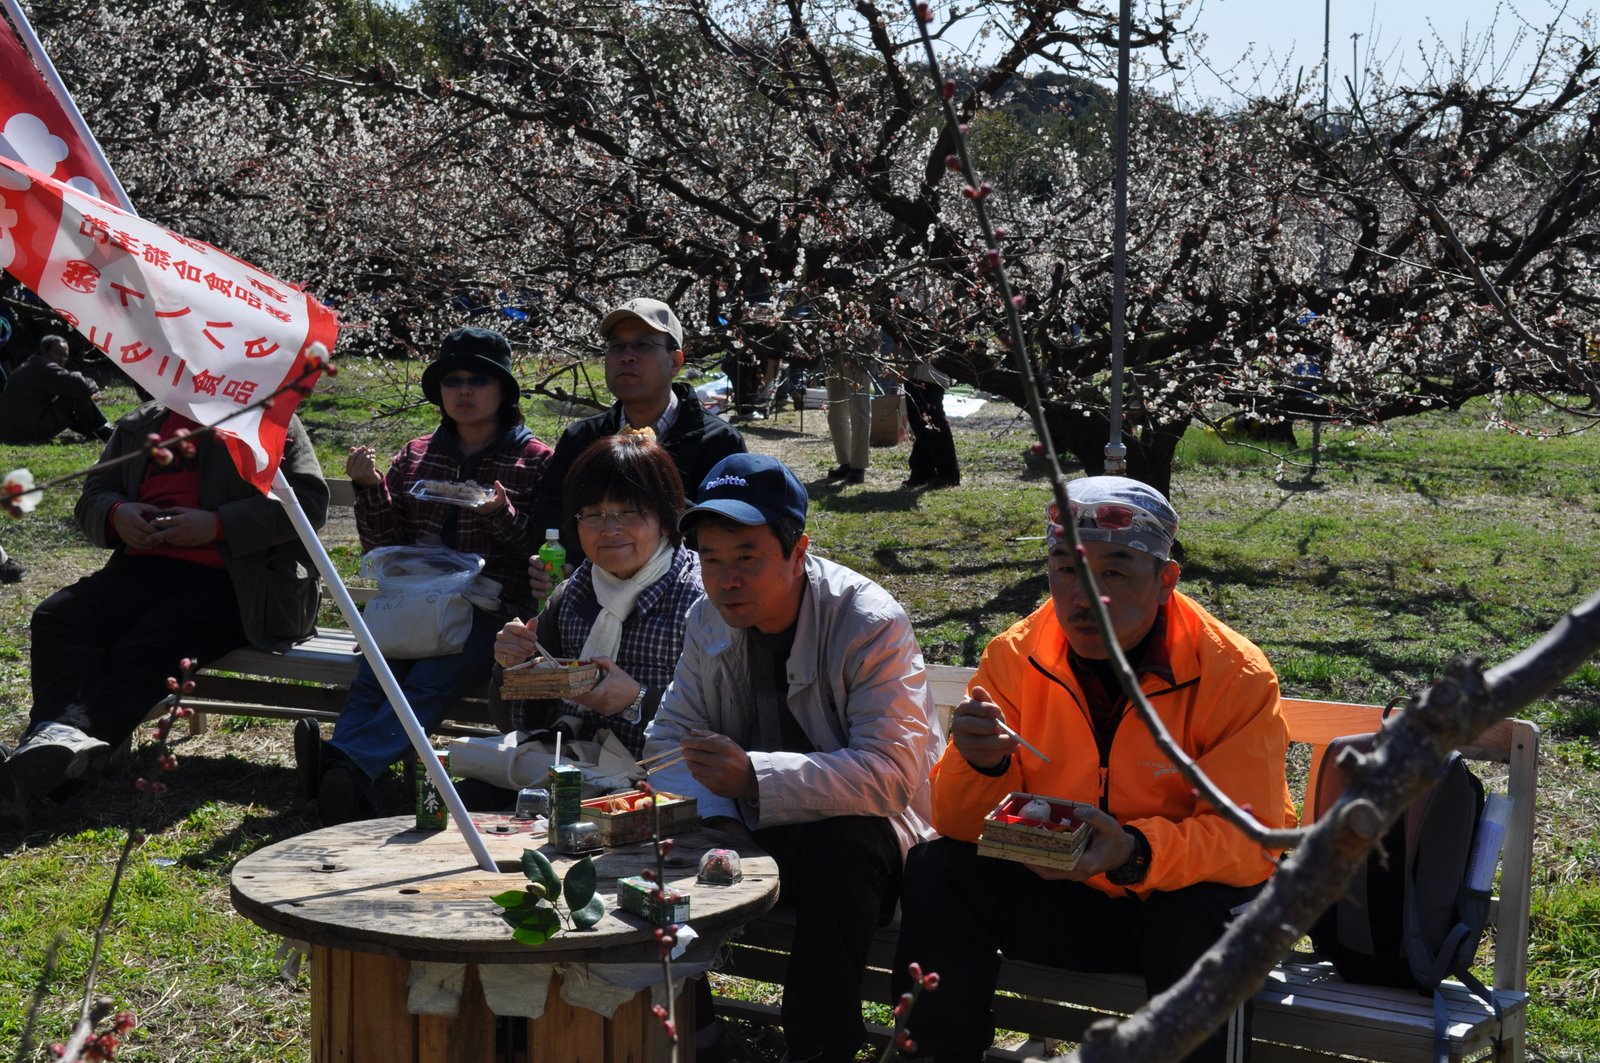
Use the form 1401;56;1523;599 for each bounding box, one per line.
951;684;1019;770
675;729;758;799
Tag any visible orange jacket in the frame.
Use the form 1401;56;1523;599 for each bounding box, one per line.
929;591;1295;898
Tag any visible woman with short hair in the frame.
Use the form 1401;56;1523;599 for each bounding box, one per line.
492;434;702;758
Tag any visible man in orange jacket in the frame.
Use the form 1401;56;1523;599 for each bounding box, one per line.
892;476;1296;1063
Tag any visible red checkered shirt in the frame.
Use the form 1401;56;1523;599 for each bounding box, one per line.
353;423;552;614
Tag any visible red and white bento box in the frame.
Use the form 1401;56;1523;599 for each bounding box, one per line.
578;790;699;847
976;792;1093;871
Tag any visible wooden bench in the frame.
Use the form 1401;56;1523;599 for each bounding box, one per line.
715;663;1536;1063
185;479;496;736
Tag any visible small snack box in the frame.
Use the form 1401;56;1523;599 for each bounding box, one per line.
976;792;1093;871
579;790;700;847
617;875;691;927
500;656;602;699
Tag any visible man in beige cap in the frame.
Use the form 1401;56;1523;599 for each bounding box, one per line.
529;297;746;571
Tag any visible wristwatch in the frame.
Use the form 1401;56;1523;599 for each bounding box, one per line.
1106;825;1152;887
620;684;646;724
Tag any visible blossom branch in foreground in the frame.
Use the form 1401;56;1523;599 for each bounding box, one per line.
907;0;1301;852
25;659;198;1062
637;781;680;1060
881;961;940;1061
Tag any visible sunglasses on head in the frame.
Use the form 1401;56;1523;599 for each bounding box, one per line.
1051;499;1167;532
440;373;493;389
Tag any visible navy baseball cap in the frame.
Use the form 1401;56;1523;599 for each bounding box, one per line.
681;454;809;531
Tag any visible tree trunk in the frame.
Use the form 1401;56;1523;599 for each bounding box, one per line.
1045;405;1186;497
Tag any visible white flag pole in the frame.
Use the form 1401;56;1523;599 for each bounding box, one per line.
272;469;499;872
0;0;135;214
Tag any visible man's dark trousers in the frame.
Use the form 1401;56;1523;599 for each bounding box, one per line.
755;814;902;1063
892;837;1260;1063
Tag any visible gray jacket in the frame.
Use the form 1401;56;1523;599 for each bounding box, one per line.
75;402;330;651
643;553;941;858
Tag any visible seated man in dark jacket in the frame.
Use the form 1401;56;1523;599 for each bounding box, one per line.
528;298;745;583
0;402;328;807
0;335;113;443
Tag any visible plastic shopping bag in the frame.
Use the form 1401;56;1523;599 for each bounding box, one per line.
359;545;491;659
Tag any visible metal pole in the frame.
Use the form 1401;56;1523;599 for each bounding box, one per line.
1105;0;1132;476
1310;0;1331;475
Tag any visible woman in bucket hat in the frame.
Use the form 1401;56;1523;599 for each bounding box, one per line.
297;326;554;824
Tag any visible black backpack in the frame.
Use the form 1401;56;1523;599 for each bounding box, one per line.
1308;722;1503;1062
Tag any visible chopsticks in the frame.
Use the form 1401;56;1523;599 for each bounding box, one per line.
635;745;686;776
995;720;1053;764
503;637;566;672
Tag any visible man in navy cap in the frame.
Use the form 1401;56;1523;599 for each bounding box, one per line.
891;476;1295;1063
642;453;942;1063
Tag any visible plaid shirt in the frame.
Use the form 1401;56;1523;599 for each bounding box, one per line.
545;544;703;757
353;422;552;613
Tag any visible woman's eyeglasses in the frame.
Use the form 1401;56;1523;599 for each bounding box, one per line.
574;508;649;529
440;373;492;389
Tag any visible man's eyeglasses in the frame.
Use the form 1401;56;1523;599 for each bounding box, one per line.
604;340;669;357
1055;499;1167;532
574;508;649;529
440;373;492;389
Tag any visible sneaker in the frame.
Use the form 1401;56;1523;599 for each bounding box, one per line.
8;721;110;797
293;718;323;800
0;557;23;584
901;476;931;489
844;467;866;485
824;464;852;482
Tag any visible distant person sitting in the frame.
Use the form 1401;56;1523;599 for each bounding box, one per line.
528;297;745;587
0;335;114;443
0;542;23;584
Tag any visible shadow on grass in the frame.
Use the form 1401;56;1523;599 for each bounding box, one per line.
0;746;318;861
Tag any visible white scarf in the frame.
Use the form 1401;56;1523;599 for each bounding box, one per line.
580;538;676;662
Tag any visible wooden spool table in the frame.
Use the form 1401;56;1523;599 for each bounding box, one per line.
230;815;779;1063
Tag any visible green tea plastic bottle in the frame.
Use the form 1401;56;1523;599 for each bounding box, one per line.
536;529;566;610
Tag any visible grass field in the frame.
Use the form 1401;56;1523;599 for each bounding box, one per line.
1;366;1597;1060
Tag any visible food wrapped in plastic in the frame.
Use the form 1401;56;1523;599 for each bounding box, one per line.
409;479;495;508
697;847;743;885
555;820;603;854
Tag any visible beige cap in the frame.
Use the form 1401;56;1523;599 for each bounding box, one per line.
599;297;683;349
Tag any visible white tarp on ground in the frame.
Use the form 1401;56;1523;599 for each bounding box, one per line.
693;375;987;418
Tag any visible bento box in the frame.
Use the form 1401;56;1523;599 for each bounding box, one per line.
579;789;699;846
976;792;1093;871
617;875;691;927
499;656;602;699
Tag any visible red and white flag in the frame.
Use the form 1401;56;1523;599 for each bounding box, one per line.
0;16;120;201
0;17;335;493
0;156;337;492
